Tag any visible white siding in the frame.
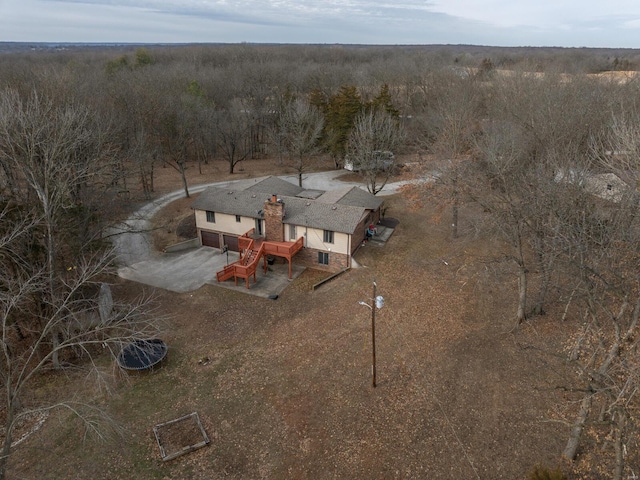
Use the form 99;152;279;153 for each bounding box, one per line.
195;210;257;236
302;226;350;254
195;210;352;255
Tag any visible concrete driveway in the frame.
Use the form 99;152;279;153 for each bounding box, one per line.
112;171;409;295
117;247;238;293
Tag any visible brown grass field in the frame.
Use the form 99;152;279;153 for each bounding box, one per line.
8;155;581;479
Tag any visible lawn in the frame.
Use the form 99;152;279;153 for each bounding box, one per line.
8;157;573;479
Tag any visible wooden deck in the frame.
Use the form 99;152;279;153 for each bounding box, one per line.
216;230;304;289
262;236;304;278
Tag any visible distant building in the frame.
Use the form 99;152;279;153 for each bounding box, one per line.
555;169;631;203
584;172;629;203
344;151;394;172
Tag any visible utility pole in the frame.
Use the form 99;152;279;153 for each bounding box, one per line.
371;280;377;388
360;280;384;388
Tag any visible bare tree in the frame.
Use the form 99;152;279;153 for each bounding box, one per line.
470;120;537;323
127;123;158;200
559;193;640;480
156;98;192;198
429;75;482;238
559;114;640;479
0;89;120;367
272;98;324;187
215;101;253;174
346;110;405;194
109;72;161;200
183;81;216;174
465;71;612;322
0;85;164;480
599;111;640;181
0;233;160;479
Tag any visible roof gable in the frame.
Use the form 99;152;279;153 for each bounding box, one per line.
245;176;305;197
316;186;383;210
281;196;366;234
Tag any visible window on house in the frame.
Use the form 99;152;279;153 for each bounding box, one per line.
255;218;263;235
289;224;296;240
236;215;242;223
323;230;334;243
318;252;329;265
206;211;216;223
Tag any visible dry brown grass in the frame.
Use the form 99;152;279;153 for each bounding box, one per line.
8;155;576;479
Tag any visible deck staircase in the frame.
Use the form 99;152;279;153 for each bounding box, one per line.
216;229;303;289
242;248;259;265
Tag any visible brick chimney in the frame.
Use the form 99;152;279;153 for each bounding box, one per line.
263;194;284;242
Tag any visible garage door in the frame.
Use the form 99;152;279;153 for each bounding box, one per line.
201;231;220;248
223;235;239;252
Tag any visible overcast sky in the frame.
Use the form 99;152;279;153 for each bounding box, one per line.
1;0;639;48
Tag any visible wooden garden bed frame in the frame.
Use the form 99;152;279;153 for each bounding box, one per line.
153;412;210;462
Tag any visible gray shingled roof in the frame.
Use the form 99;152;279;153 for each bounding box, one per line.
281;196;366;234
191;187;269;218
245;176;305;197
316;186;384;210
336;186;384;210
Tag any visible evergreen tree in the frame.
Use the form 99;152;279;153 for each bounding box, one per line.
324;85;363;167
369;83;400;118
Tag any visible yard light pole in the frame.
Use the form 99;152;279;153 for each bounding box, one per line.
359;280;384;388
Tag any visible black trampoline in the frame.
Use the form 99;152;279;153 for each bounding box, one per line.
117;339;168;371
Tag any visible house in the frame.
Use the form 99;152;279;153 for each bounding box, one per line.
555;169;631;203
344;151;394;172
584;172;629;203
191;176;384;271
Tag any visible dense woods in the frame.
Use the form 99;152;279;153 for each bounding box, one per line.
1;43;640;478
